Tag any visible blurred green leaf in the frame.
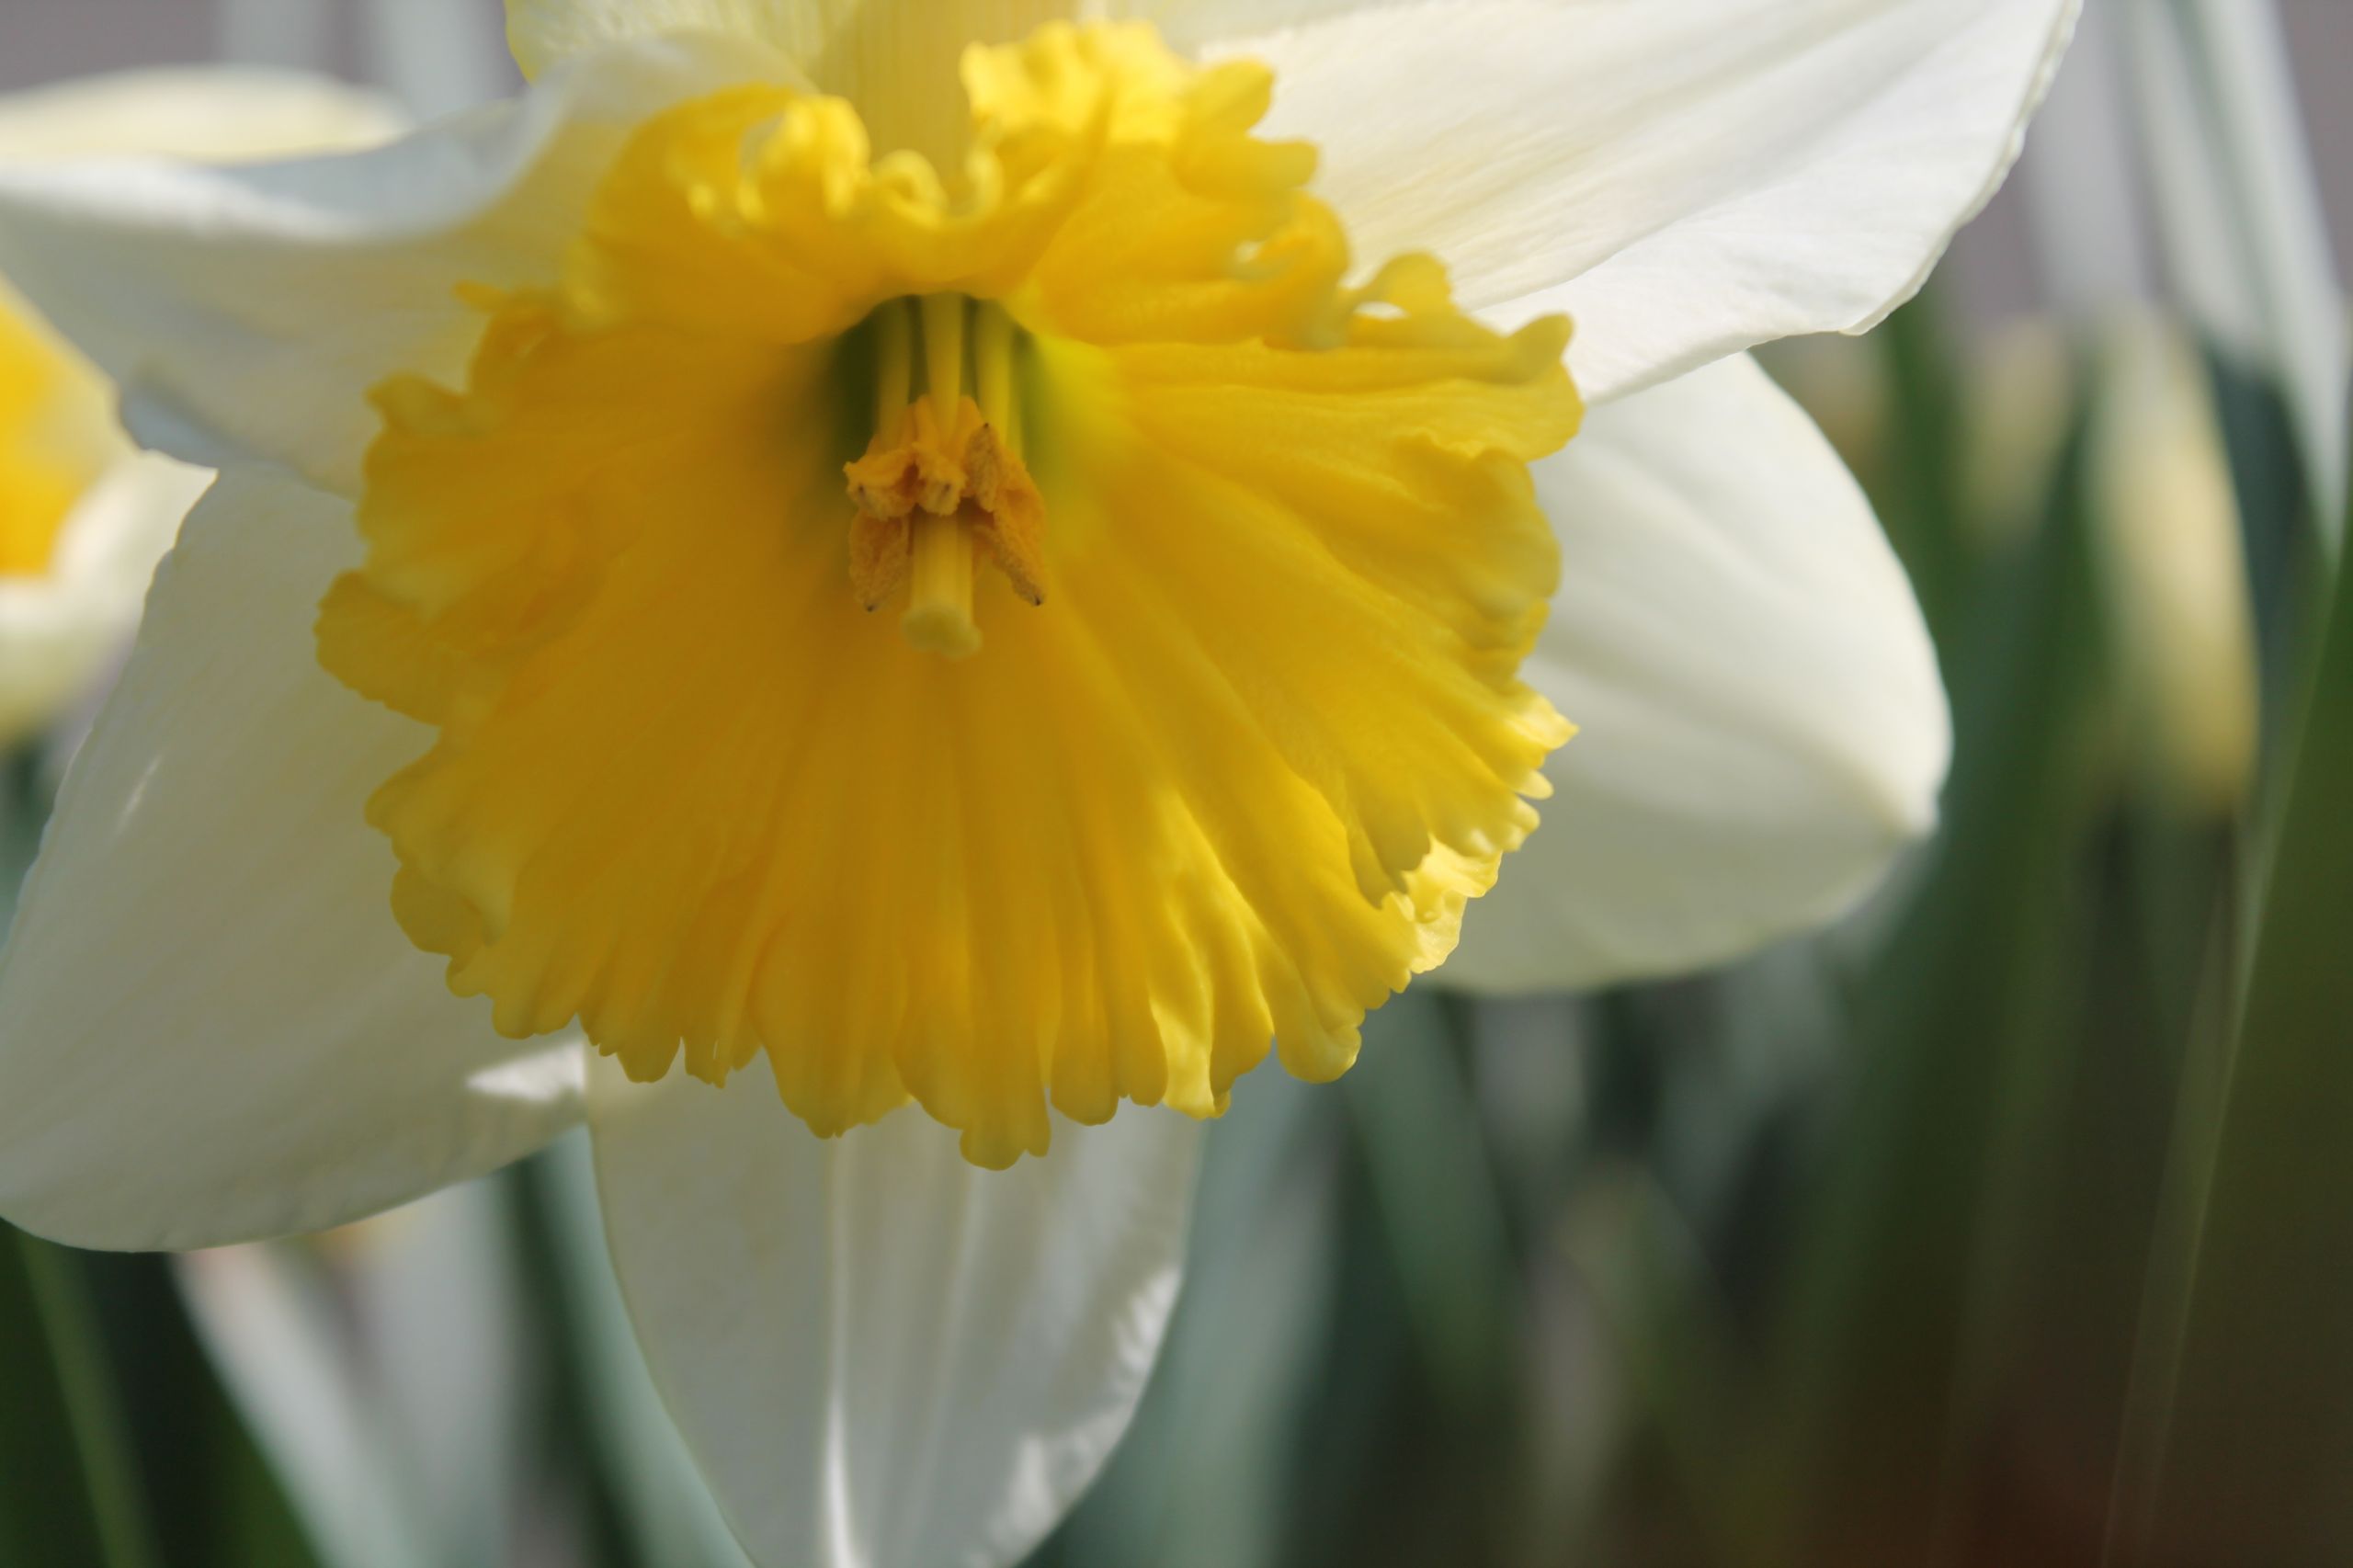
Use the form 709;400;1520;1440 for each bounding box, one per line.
0;1232;154;1568
0;756;162;1568
1558;1164;1745;1565
1343;988;1519;1426
2114;489;2353;1562
89;1252;324;1568
1872;294;1974;649
1757;396;2113;1564
2203;352;2319;756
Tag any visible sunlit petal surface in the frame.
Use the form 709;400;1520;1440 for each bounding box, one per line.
1222;0;2080;401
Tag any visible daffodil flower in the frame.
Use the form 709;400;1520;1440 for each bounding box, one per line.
0;69;399;748
0;3;2074;1563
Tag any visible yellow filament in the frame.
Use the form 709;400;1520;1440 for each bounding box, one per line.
975;301;1016;438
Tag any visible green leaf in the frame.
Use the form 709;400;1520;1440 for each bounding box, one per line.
0;1233;160;1568
1756;399;2113;1563
1343;988;1520;1425
2113;490;2353;1561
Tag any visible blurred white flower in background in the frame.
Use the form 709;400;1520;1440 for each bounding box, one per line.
2017;0;2323;812
0;2;2076;1565
0;71;400;751
2032;0;2345;547
2126;0;2346;548
177;1181;531;1568
0;278;191;750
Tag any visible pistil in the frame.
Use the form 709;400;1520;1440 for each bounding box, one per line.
904;511;981;657
904;294;983;656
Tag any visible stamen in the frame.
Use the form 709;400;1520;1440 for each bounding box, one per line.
975;301;1017;441
843;294;1045;653
845;299;916;612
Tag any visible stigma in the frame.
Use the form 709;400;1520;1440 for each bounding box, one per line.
844;295;1045;658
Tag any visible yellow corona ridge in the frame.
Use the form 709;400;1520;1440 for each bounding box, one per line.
315;22;1582;1166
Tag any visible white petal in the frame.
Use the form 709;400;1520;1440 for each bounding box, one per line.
0;469;584;1252
590;1053;1201;1568
0;38;774;494
1217;0;2078;403
1444;354;1949;994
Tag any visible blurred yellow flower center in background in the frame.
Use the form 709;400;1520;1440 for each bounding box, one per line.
315;22;1582;1165
0;291;107;576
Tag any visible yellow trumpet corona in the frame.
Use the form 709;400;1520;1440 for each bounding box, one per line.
314;22;1581;1165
